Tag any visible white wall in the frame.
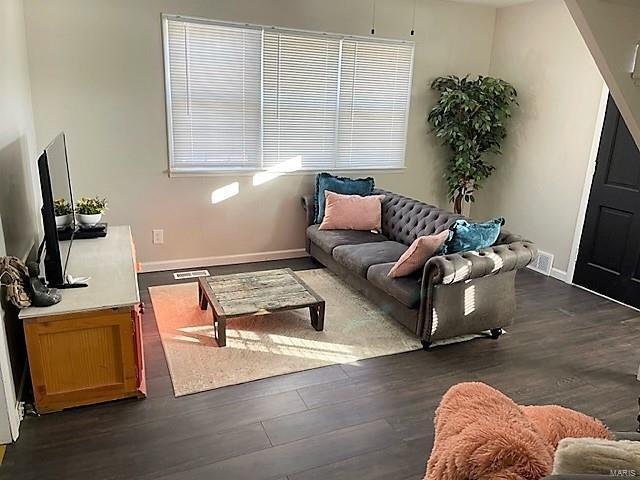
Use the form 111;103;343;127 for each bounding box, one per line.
565;0;640;150
22;0;497;269
0;0;40;443
472;0;605;274
0;0;40;259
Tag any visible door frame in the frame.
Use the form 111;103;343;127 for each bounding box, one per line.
0;218;22;443
566;83;609;285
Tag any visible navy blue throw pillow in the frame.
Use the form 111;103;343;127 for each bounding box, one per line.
443;217;505;254
314;173;375;224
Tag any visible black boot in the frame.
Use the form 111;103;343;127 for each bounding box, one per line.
27;262;61;307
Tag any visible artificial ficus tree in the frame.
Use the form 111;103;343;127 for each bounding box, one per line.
428;75;518;214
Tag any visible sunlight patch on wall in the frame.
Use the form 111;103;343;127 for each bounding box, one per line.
252;156;302;186
211;182;239;204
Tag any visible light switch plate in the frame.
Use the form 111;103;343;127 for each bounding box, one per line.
152;229;164;244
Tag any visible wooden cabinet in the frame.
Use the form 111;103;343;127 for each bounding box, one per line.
20;226;145;413
131;303;146;397
24;307;144;413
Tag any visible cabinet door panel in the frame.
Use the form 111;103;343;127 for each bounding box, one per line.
25;308;138;413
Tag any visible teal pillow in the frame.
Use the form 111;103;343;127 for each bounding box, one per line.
443;217;505;254
314;173;375;223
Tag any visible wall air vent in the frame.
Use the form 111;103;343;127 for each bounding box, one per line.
173;269;210;280
528;250;554;276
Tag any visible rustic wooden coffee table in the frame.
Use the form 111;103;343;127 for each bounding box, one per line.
197;268;325;347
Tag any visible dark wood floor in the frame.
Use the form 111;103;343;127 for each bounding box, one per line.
2;259;640;479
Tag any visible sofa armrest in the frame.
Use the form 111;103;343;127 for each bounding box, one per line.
301;194;316;227
425;240;537;285
496;228;528;245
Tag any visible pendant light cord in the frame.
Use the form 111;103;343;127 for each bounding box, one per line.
411;0;417;36
371;0;376;35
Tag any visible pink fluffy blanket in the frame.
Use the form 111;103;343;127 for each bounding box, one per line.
425;382;610;480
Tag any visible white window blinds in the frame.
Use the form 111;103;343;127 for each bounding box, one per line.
262;31;340;169
165;20;262;171
163;16;414;174
337;40;414;169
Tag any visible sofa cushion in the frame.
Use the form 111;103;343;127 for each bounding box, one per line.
367;263;421;309
374;188;462;246
306;225;388;254
388;230;450;278
315;172;375;223
444;217;505;254
333;241;408;278
319;191;385;231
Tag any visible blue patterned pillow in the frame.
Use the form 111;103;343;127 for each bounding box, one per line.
314;173;375;223
443;217;505;254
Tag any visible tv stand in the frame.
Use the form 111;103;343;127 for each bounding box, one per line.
19;226;145;413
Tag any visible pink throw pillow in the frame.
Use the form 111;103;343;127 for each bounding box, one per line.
319;191;385;231
388;230;449;278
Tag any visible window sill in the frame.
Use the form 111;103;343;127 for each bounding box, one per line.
167;167;407;178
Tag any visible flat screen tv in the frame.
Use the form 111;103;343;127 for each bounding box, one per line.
37;132;76;287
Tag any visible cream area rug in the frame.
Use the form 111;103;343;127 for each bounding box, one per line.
149;268;422;396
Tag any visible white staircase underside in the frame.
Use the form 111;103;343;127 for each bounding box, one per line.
566;0;640;148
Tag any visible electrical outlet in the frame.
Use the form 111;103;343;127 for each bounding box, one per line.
152;229;164;244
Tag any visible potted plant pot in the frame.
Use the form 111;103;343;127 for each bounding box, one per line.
76;213;102;226
75;196;107;227
55;214;72;228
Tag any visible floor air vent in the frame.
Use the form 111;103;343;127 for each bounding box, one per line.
528;250;554;276
173;269;210;280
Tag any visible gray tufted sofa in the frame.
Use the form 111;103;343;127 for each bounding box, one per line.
302;188;537;347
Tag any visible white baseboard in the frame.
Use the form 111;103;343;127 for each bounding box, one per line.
550;267;569;283
527;265;569;283
140;248;309;273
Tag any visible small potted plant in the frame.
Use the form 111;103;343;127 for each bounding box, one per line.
75;196;108;226
53;198;73;228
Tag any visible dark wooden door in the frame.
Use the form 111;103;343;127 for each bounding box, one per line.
574;96;640;309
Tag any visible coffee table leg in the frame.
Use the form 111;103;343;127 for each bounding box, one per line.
198;283;208;311
310;302;325;331
217;316;227;347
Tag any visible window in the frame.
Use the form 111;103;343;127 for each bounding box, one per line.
164;20;262;170
337;39;414;169
163;16;414;174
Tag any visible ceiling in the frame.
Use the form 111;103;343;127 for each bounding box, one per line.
446;0;535;7
450;0;640;9
603;0;640;8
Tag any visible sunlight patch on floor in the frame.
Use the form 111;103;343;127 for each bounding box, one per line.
266;333;354;353
223;330;359;362
170;334;202;343
170;325;360;362
178;325;214;334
